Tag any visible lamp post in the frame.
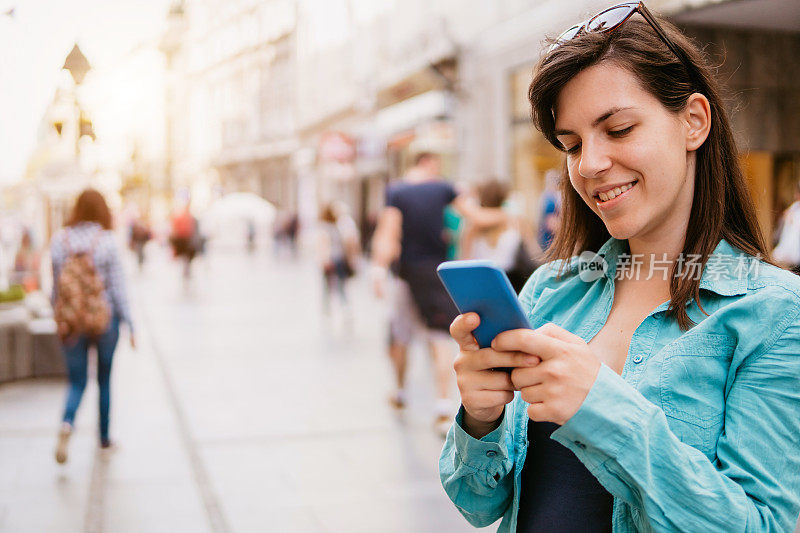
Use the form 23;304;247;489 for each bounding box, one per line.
159;1;186;207
62;44;91;155
43;44;93;238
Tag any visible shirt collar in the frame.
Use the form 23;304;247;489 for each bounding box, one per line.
592;237;749;297
698;239;750;296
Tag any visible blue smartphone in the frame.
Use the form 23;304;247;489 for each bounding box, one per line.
436;260;531;349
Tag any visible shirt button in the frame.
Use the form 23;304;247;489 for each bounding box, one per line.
486;450;497;458
574;441;586;449
633;355;643;364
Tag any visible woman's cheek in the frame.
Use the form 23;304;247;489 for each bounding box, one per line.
567;170;584;199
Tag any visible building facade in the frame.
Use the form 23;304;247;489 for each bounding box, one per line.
161;0;799;242
162;0;298;212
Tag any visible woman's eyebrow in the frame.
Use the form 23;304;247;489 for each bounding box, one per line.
554;106;637;137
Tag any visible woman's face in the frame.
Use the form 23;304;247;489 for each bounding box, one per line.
554;63;695;244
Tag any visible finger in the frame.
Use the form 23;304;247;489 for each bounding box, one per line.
509;365;545;390
535;322;585;345
517;383;547;404
526;401;549;422
476;368;515;391
492;329;567;361
450;313;480;350
473;348;540;371
463;389;515;410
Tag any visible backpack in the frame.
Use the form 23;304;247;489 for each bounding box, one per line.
54;232;111;340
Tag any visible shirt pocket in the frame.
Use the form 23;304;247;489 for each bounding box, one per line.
659;333;736;455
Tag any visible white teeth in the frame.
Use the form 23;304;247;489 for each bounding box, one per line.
596;181;636;203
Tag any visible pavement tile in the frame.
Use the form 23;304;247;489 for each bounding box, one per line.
101;479;212;533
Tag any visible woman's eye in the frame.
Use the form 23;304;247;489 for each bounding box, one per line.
565;143;581;154
609;126;633;138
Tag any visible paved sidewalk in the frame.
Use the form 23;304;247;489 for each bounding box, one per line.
0;309;211;532
0;244;472;533
3;242;797;532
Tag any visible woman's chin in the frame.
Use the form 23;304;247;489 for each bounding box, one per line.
603;222;639;241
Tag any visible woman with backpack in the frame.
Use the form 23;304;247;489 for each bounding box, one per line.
51;189;134;464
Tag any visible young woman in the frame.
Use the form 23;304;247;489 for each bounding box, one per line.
461;179;531;293
317;202;357;314
461;180;521;271
51;189;135;463
441;4;800;531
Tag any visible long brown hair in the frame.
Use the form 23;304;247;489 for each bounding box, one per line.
528;16;771;330
67;189;113;230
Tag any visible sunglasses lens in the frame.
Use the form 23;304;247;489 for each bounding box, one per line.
556;24;582;43
548;24;582;52
587;4;636;32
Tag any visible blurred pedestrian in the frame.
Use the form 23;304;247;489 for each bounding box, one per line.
443;205;463;260
442;7;800;531
317;203;357;317
169;204;197;278
274;210;300;259
538;169;562;251
371;152;504;436
128;217;152;270
332;201;361;268
51;189;134;464
461;179;535;293
246;218;256;253
286;212;299;257
773;182;800;274
12;229;41;292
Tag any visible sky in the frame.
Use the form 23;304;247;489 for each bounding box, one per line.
0;0;172;185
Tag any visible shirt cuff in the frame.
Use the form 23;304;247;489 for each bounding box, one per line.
452;406;511;471
552;364;650;459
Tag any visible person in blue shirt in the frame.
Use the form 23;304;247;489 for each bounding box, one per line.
440;4;800;532
537;169;561;252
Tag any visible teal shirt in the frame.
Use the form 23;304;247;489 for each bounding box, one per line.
440;238;800;531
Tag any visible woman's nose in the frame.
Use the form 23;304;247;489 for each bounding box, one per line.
578;140;612;179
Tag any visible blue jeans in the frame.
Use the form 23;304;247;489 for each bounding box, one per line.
61;317;120;441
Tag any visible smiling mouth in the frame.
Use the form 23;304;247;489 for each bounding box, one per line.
594;180;638;203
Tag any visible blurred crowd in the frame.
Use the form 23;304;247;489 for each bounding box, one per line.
5;161;800;458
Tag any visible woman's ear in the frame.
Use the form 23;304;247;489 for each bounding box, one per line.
683;93;711;151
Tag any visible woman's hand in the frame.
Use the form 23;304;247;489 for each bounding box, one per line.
450;313;540;438
492;323;602;426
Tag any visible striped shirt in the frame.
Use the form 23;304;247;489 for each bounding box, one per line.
51;222;133;331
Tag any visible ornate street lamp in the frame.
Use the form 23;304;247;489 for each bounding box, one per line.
62;44;91;85
60;44;94;155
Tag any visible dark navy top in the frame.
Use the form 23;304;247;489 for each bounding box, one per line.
516;421;613;532
385;180;457;265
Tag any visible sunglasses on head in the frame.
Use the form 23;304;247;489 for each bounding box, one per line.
549;2;700;89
